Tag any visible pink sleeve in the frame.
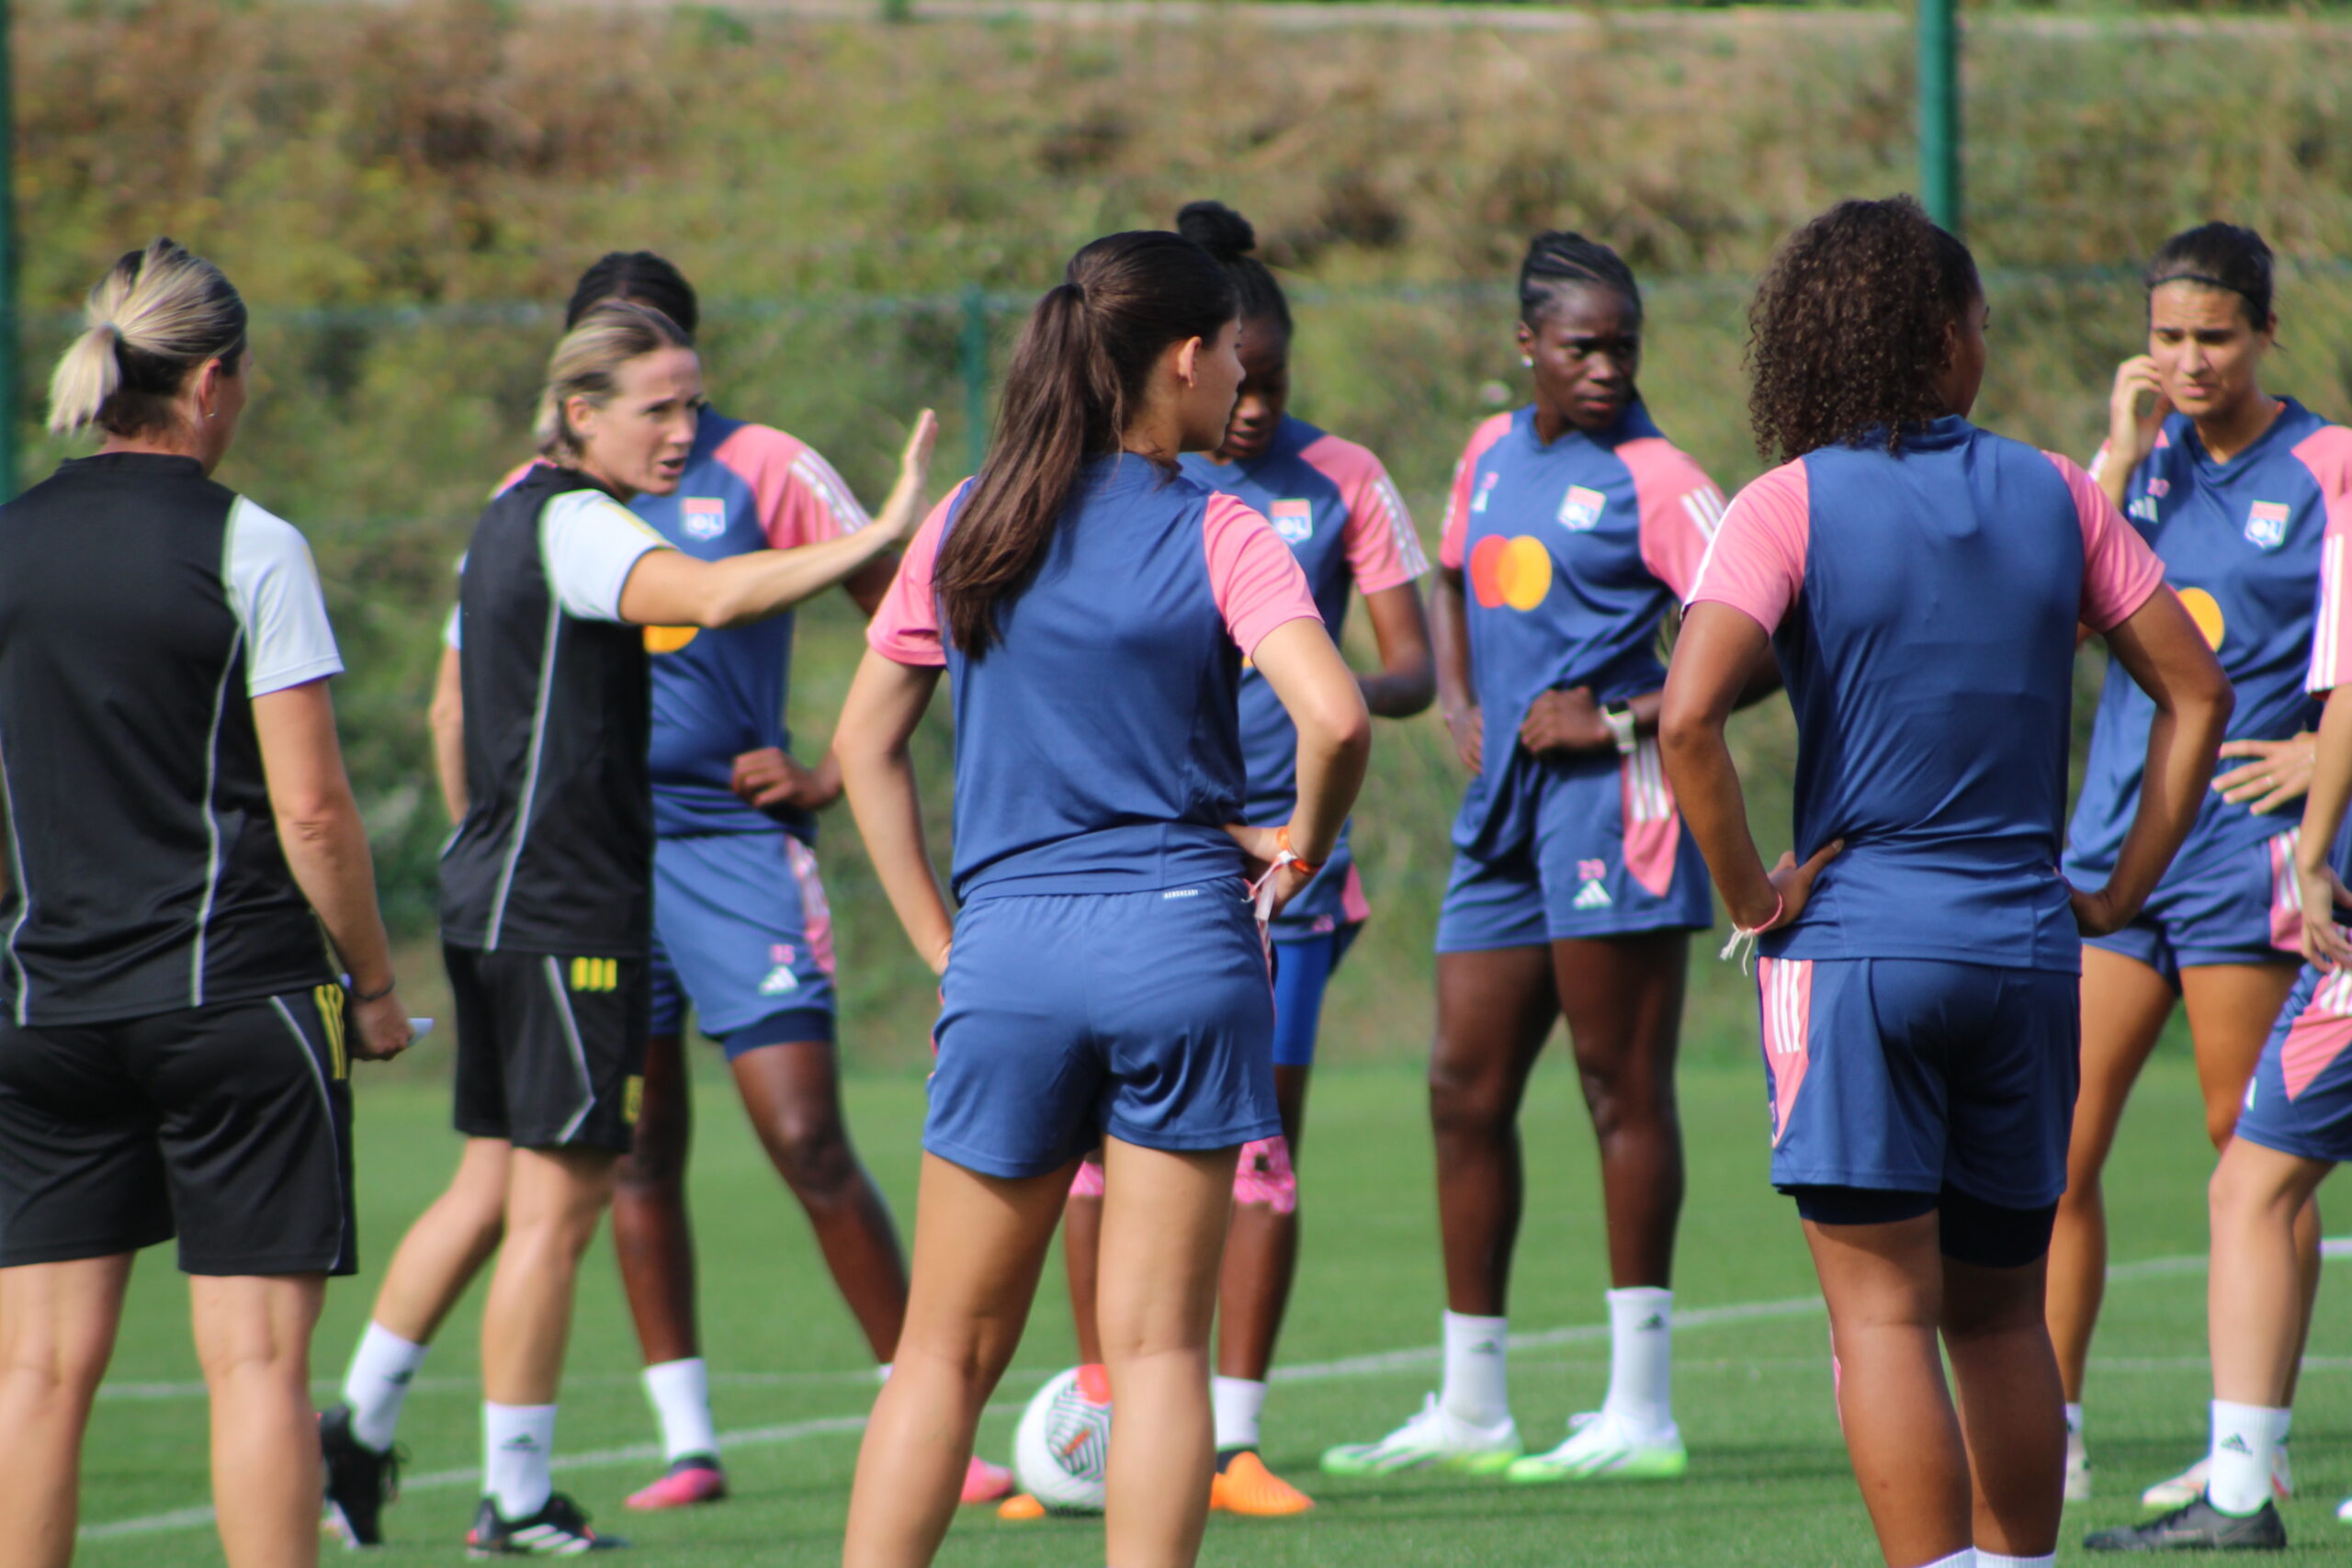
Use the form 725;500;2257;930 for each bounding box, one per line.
713;425;871;550
1620;437;1729;601
865;491;958;667
1439;414;1513;571
1299;434;1429;594
2295;427;2352;692
2044;452;2164;633
1684;462;1810;633
491;457;540;499
1203;492;1324;656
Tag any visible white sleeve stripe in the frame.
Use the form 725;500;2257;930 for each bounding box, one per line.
791;453;871;534
223;496;345;697
1372;474;1430;576
2315;535;2344;691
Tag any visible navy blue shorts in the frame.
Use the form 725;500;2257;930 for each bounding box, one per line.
1270;923;1359;1069
2075;827;2302;985
650;832;836;1055
1437;744;1712;951
1757;956;2078;1209
925;884;1282;1179
2235;963;2352;1165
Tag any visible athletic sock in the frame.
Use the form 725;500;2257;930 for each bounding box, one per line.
1600;1286;1674;1438
2063;1402;2083;1438
344;1321;429;1452
1213;1376;1268;1452
1974;1554;2051;1568
484;1403;557;1522
642;1358;719;1464
876;1361;892;1384
2208;1399;2286;1516
1919;1552;1975;1568
1440;1312;1510;1429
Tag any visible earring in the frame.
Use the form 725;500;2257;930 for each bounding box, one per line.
1521;355;1534;368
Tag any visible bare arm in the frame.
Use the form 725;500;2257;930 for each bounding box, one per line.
252;680;413;1060
1659;604;1838;931
1357;581;1435;718
834;649;954;976
619;412;936;630
2075;586;2235;933
430;642;467;823
2295;691;2352;969
1432;566;1481;773
1232;617;1374;909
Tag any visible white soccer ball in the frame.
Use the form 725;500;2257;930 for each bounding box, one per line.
1012;1366;1113;1514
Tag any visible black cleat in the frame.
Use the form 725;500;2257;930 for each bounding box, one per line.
467;1493;629;1555
320;1404;404;1548
2085;1495;2288;1551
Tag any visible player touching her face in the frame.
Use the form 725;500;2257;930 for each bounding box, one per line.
1662;196;2229;1568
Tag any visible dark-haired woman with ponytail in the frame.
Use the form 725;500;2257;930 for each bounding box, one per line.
2048;223;2352;1511
1659;196;2230;1568
1323;231;1726;1485
834;230;1370;1568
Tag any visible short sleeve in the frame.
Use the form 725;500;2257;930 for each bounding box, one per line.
224;497;344;697
1203;493;1323;657
1439;415;1513;571
2297;428;2352;693
1684;462;1810;635
541;491;672;623
1621;438;1728;601
2044;452;2164;634
866;490;958;668
1300;434;1428;594
711;424;872;550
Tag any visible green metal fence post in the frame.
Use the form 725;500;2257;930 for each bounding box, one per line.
1;0;17;500
1917;0;1962;235
959;283;988;477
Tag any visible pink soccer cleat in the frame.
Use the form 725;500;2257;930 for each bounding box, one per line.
961;1455;1015;1505
625;1457;728;1510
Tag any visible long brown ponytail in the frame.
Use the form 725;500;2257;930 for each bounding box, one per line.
934;231;1237;655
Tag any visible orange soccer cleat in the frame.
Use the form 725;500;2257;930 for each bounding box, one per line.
1210;1450;1316;1517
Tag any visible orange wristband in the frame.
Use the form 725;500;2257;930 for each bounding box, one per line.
1275;827;1322;878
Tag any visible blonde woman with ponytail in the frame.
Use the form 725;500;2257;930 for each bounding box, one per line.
336;300;934;1552
0;238;413;1568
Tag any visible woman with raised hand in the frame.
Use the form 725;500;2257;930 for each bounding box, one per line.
1322;231;1730;1486
2049;223;2352;1508
1040;198;1433;1519
331;301;933;1554
1661;196;2229;1568
834;229;1370;1568
0;238;413;1568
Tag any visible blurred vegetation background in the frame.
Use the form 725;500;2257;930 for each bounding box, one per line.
18;0;2352;1069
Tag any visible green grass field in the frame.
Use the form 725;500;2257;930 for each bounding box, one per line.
63;1052;2352;1565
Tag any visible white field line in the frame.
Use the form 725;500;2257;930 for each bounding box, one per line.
73;1249;2233;1542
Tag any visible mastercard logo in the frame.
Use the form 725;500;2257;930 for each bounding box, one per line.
2177;587;2225;651
644;626;699;654
1469;535;1553;611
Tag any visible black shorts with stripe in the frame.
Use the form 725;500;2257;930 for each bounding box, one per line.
447;944;647;1153
0;986;357;1275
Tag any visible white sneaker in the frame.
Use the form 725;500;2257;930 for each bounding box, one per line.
1505;1409;1689;1483
1318;1393;1522;1476
2141;1446;2293;1510
2064;1426;2093;1503
2335;1494;2350;1523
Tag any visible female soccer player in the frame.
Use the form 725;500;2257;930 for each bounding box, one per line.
1661;196;2231;1568
2083;327;2352;1556
325;302;935;1553
334;253;1008;1516
1046;199;1433;1517
2051;223;2348;1506
0;239;413;1568
833;229;1370;1568
1323;231;1731;1484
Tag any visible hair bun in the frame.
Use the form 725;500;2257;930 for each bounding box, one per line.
1176;200;1257;261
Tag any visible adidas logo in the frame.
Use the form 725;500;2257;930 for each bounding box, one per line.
757;964;800;997
389;1371;414;1385
1572;881;1613;910
497;1435;543;1453
2221;1435;2253;1455
1636;1314;1667;1332
1467;1338;1501;1355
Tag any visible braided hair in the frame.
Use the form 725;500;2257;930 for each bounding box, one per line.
1519;231;1642;327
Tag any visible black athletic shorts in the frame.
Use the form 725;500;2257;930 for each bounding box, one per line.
447;944;647;1153
0;986;356;1275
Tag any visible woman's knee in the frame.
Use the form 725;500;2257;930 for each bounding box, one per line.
764;1107;861;1201
616;1109;689;1194
1428;1055;1517;1142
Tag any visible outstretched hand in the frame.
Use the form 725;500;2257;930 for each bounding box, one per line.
872;410;941;546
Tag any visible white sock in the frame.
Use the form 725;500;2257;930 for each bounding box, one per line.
484;1403;557;1521
1974;1554;2049;1568
876;1362;892;1384
1213;1376;1268;1451
1440;1312;1510;1428
1919;1552;1974;1568
1601;1287;1673;1438
2063;1402;2083;1438
642;1358;719;1464
343;1321;428;1452
2208;1399;2285;1516
2278;1408;2291;1443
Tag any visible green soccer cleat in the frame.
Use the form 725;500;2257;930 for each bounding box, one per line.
1319;1394;1522;1477
1506;1410;1688;1483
